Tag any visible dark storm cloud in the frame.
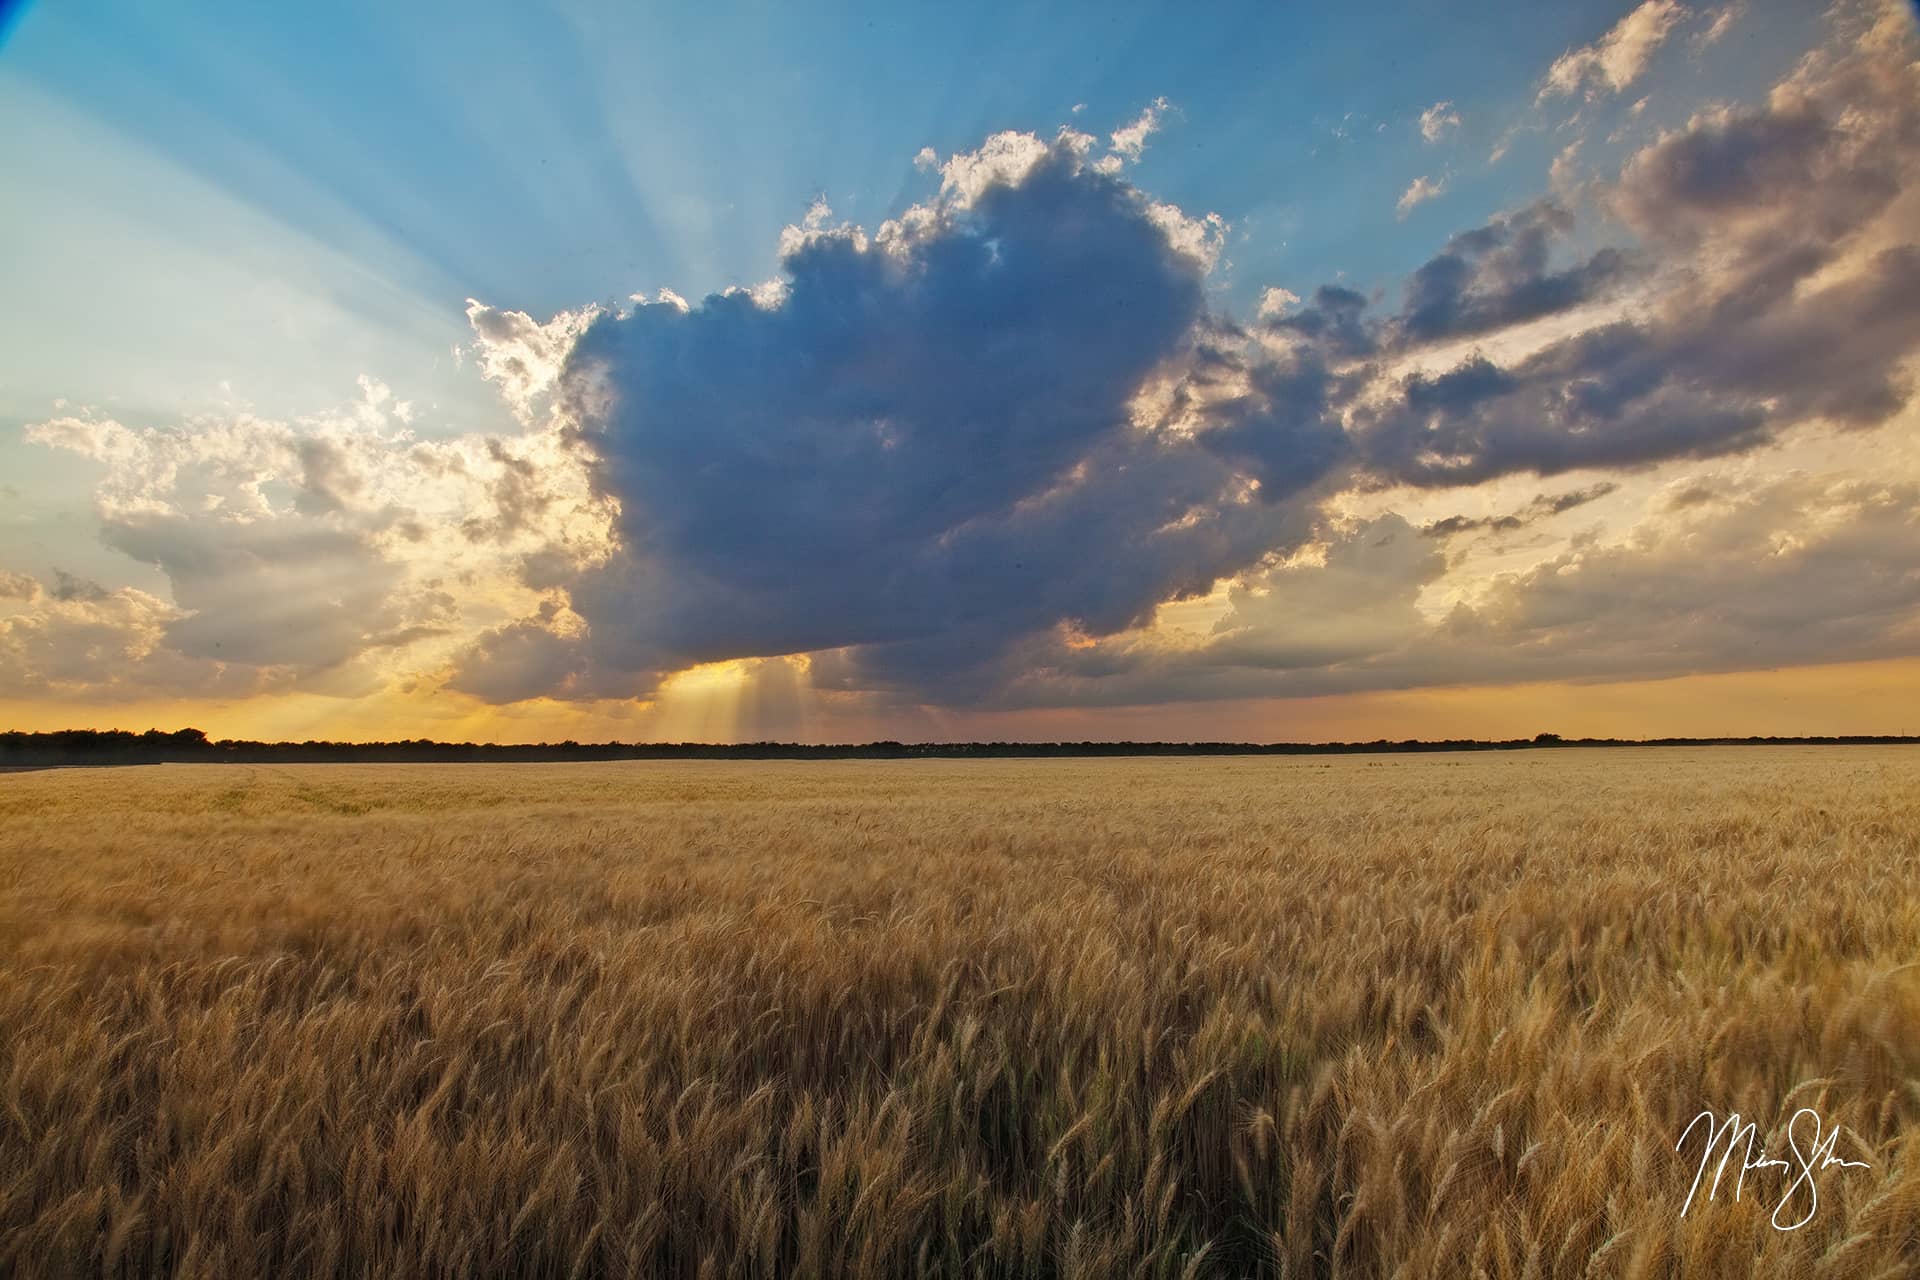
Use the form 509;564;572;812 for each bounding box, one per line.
1263;284;1378;360
449;5;1920;709
1256;201;1634;363
911;512;1450;710
1351;327;1771;487
453;137;1344;701
1346;20;1920;489
447;610;592;704
1308;8;1920;491
1163;322;1356;502
1350;232;1920;487
1612;99;1906;253
1393;201;1635;346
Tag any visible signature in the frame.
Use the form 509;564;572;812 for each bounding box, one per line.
1677;1107;1872;1230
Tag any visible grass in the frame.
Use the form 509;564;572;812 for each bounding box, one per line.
1;749;1917;1277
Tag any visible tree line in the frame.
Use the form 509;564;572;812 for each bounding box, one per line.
2;727;1916;767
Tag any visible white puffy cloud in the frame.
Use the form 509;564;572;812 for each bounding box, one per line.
1396;174;1448;217
935;130;1055;204
1108;96;1169;163
1419;101;1462;143
1694;1;1745;50
1256;286;1302;319
463;300;602;422
17;366;610;701
1538;0;1685;102
0;574;267;700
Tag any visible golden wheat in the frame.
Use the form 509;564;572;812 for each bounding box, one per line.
1;749;1916;1277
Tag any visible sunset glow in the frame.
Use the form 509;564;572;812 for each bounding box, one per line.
3;0;1917;742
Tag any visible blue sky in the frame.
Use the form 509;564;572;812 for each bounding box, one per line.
1;0;1818;427
3;0;1917;742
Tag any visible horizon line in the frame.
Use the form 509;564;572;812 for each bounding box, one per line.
5;726;1919;764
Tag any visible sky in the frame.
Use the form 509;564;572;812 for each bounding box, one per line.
2;0;1918;743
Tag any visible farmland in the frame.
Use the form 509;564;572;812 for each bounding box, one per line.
2;750;1916;1277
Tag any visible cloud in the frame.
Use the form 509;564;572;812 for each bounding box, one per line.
1419;101;1462;143
1392;200;1634;345
444;604;596;704
100;515;409;670
1422;473;1920;684
1397;174;1447;218
1421;483;1619;537
919;515;1441;709
973;470;1920;709
934;130;1057;204
15;4;1920;718
21;375;608;700
1694;1;1745;49
1256;286;1302;319
0;573;267;700
1325;5;1920;488
989;2;1920;711
1611;5;1917;264
1108;96;1170;163
1538;0;1685;102
1351;239;1920;487
48;570;110;603
1262;284;1378;360
1203;515;1445;673
0;570;43;602
452;130;1323;705
1549;140;1584;192
24;405;417;679
453;3;1920;707
463;301;602;422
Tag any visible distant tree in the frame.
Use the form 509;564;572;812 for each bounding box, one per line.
0;726;1913;767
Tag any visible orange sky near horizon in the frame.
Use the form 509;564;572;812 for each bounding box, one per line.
7;655;1919;745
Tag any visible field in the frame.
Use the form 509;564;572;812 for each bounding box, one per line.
2;750;1917;1278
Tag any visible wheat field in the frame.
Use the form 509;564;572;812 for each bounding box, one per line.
1;749;1916;1278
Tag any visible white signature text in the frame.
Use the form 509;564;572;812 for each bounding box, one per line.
1677;1107;1872;1230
